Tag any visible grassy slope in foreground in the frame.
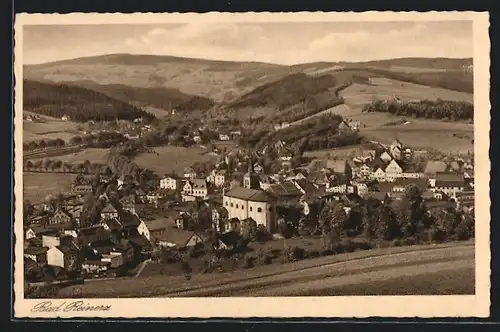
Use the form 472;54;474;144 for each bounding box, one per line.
56;241;473;298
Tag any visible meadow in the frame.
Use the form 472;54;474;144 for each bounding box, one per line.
23;173;76;203
23;112;81;143
133;145;221;175
28;148;111;164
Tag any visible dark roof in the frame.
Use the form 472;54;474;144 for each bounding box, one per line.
120;213;141;228
225;187;277;202
55;245;76;255
144;218;173;231
393;178;428;190
192;179;207;190
25;246;49;255
266;182;303;197
104;218;123;231
155;228;196;247
369;158;388;170
128;234;153;248
369;192;388;201
435;172;465;187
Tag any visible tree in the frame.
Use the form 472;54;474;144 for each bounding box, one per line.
42;159;52;171
25;160;33;171
278;221;294;239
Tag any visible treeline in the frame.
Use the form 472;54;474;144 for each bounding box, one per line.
23;79;157;123
24;138;66;151
69;131;128;148
24;158;108;174
245;113;363;152
362;99;474;121
346;67;473;93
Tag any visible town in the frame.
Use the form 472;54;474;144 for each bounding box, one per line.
23;118;475;297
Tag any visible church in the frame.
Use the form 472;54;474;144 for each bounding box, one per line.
223;158;278;233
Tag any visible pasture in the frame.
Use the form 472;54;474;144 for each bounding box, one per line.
23;112;81;143
133;145;220;175
23;173;76;203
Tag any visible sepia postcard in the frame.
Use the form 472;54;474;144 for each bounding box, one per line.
13;11;491;319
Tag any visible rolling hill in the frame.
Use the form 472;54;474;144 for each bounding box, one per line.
23;79;156;122
24;54;474;104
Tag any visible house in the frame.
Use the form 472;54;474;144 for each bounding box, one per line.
134;188;147;203
384;159;403;182
337;120;351;134
392;178;428;193
100;203;119;220
358;163;372;178
207;169;226;188
432;172;465;199
46;208;74;230
279;149;294;169
100;251;125;268
136;219;151;241
81;260;111;274
160;175;182;190
193;135;202;144
347;120;361;131
259;175;272;191
183;179;208;199
46;245;80;271
155;228;205;249
66;205;83;225
370;167;387;182
119;195;137;215
24;246;48;264
368;191;389;203
219;133;230;141
117;174;133;187
72;183;93;195
184;167;197;180
353;182;369;197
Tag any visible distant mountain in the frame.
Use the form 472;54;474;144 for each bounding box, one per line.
23;79;156;122
24;54;474;109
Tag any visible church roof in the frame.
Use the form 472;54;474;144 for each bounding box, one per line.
225;187;277;202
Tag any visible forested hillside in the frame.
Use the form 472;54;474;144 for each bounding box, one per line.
23;79;156;122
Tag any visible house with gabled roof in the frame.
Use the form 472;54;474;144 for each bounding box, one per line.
384;159;403;182
100;203;119;220
432;172;465;199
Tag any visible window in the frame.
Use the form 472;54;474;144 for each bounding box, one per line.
236;204;239;208
225;201;228;206
269;207;273;212
241;205;244;210
250;207;253;211
257;207;262;213
230;203;233;207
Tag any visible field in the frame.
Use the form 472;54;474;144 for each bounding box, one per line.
28;148;110;164
23;112;81;143
55;241;473;298
23;173;75;203
133;145;220;175
331;78;474;153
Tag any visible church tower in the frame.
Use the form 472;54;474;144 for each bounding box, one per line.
243;152;261;190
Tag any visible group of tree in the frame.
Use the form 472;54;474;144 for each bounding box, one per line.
316;184;474;248
362;99;474;121
69;131;127;148
245;113;363;152
23;79;156;123
24;138;66;151
24;158;106;174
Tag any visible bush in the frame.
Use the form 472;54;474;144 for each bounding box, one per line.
256;249;273;265
453;221;472;241
309;250;321;258
401;237;417;246
391;239;402;247
284;246;306;262
244;256;255;268
340;239;356;253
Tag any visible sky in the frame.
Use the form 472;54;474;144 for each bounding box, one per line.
23;21;473;65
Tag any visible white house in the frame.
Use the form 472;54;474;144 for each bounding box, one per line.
384;159;403;182
136;219;151;241
370;167;387;182
160;176;181;190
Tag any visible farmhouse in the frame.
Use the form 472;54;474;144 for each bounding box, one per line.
46;245;80;271
100;203;119;220
182;179;208;199
24;246;48;264
384;159;403;182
